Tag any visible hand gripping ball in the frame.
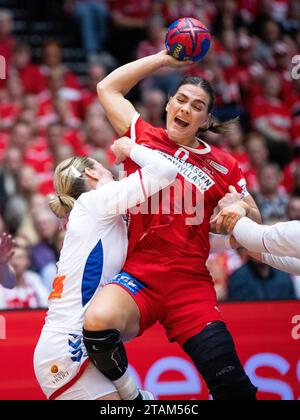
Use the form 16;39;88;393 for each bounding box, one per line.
165;17;211;62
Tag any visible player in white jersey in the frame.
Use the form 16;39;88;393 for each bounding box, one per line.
33;137;178;400
212;186;300;276
0;233;16;289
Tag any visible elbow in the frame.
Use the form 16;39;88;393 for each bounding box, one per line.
97;82;105;97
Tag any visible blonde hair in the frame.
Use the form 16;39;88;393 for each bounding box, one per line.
48;156;95;219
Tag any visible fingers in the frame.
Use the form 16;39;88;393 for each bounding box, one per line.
211;210;241;234
228;185;238;194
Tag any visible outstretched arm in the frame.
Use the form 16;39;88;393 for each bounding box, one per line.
97;50;191;135
248;251;300;276
233;218;300;258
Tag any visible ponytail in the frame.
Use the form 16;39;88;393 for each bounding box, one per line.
198;116;240;136
48;194;76;219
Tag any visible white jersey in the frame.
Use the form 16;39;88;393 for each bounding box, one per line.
34;144;177;399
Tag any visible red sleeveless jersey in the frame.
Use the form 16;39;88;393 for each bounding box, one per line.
124;115;248;267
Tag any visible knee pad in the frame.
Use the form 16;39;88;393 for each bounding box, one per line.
183;322;257;400
83;328;128;381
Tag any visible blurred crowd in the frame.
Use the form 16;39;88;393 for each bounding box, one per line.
0;0;300;309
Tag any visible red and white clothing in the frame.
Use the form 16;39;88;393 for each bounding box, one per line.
0;271;48;309
113;114;249;346
34;144;178;400
251;96;292;143
109;0;153;20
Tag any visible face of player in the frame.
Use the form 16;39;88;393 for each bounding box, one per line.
166;84;210;147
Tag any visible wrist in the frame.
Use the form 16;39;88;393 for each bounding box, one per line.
240;201;250;216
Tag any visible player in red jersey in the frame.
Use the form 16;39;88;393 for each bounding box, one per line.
83;51;261;400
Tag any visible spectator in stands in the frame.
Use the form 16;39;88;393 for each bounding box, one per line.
212;0;245;37
282;0;300;35
251;71;292;166
254;162;289;223
0;147;23;215
291;161;300;197
11;43;45;95
17;194;48;246
227;256;296;301
244;131;269;193
0;9;15;85
160;0;209;25
0;76;23;130
39;40;81;91
136;15;181;96
0;244;48;309
235;35;264;114
64;0;109;59
254;19;282;64
80;60;108;116
30;207;59;292
141;89;166;128
84;115;115;153
108;0;155;64
223;122;250;174
9;120;33;153
219;29;238;69
47;122;86;164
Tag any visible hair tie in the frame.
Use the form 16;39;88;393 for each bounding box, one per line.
57;194;64;206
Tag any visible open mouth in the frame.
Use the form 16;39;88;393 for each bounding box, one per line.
175;117;189;128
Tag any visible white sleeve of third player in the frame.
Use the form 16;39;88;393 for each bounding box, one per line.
233;218;300;258
95;144;178;216
261;254;300;276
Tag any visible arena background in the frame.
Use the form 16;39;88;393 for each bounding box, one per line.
0;0;300;400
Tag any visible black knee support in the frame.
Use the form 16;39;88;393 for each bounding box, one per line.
83;328;128;381
183;322;257;400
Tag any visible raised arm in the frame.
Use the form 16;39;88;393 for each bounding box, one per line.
97;50;190;135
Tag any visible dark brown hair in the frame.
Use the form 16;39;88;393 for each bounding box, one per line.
175;76;239;136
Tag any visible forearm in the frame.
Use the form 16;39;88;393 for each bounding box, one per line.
233;217;269;253
247;205;262;224
97;145;177;215
131;145;177;183
261;254;300;276
243;195;262;224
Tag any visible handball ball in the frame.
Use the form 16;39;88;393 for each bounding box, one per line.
165;17;211;62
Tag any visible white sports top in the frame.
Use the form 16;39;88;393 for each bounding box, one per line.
43;145;178;335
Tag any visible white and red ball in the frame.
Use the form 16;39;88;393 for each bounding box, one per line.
165;17;211;62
